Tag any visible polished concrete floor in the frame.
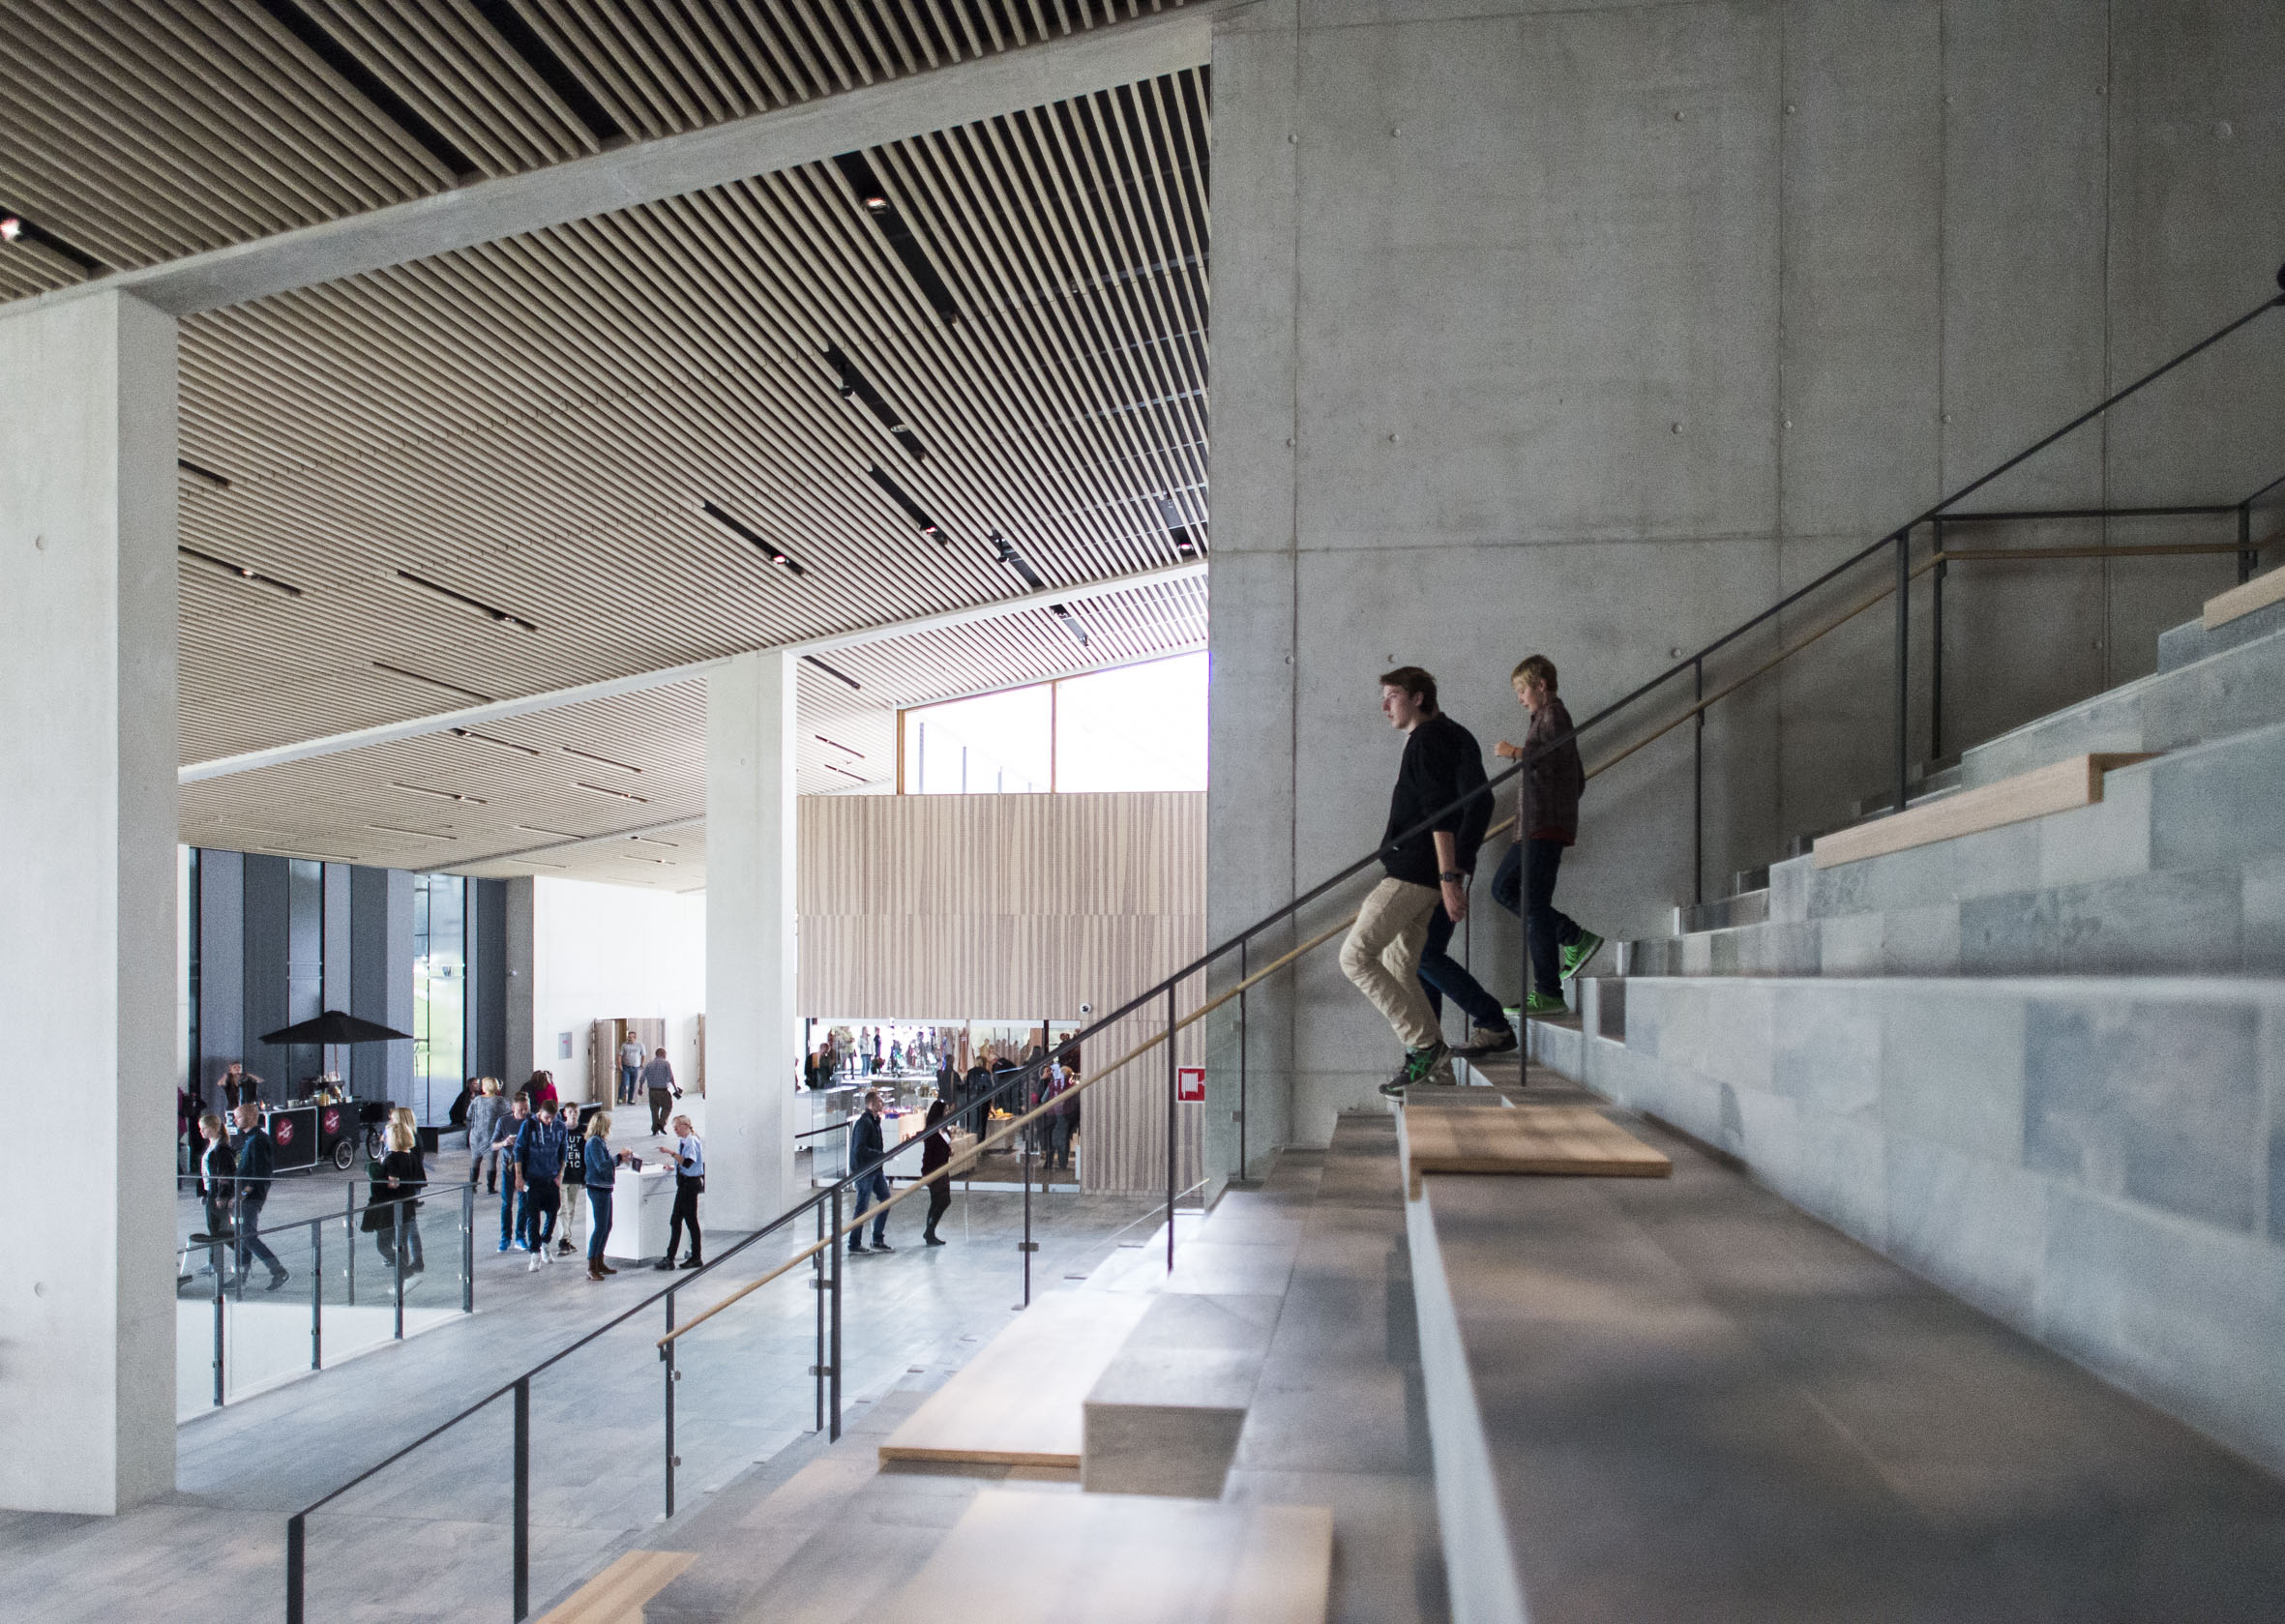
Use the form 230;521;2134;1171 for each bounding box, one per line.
9;1160;1166;1624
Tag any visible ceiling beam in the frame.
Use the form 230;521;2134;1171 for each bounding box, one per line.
180;560;1206;783
19;7;1223;318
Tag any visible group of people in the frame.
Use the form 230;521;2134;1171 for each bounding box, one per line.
1345;655;1604;1096
470;1073;707;1281
190;1097;434;1288
928;1046;1080;1171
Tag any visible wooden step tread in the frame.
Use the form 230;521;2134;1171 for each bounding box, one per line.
1812;752;2153;870
874;1489;1333;1624
535;1550;694;1624
2204;559;2285;630
1401;1103;1672;1196
878;1290;1153;1468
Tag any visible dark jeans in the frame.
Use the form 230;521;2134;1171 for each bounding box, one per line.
1042;1115;1072;1170
521;1176;561;1247
924;1179;951;1237
586;1187;613;1263
1416;900;1509;1032
668;1176;702;1263
1494;839;1580;996
235;1195;282;1283
500;1177;524;1246
376;1209;425;1272
619;1064;639;1104
850;1168;891;1245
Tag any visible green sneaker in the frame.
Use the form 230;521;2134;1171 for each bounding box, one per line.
1523;989;1568;1018
1378;1041;1452;1098
1560;931;1606;983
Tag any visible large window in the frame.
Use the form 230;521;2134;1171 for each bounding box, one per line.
900;652;1207;795
412;872;465;1122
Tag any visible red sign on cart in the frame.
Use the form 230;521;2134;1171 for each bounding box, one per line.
1175;1067;1206;1104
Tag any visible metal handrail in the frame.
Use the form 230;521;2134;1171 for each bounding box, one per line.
284;265;2285;1622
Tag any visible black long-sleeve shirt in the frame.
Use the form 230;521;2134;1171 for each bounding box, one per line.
1380;712;1491;885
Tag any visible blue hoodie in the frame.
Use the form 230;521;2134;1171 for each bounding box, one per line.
516;1115;567;1180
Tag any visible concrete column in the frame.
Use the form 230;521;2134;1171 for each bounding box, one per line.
504;875;535;1080
705;649;798;1228
0;290;178;1514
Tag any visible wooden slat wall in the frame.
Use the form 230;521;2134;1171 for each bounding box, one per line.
798;791;1203;1193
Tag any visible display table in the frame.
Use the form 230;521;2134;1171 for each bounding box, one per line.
605;1164;674;1261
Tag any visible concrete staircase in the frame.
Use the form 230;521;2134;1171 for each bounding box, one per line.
544;1120;1440;1624
1539;589;2285;1483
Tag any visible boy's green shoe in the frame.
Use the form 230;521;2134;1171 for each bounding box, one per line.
1560;931;1606;983
1523;989;1568;1017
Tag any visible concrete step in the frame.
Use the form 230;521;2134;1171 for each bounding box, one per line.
1621;714;2285;979
1083;1292;1279;1497
2156;584;2285;672
1406;1058;2285;1624
1966;609;2285;788
1674;886;1768;935
1531;972;2285;1486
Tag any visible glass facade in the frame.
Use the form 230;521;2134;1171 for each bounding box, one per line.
412;873;466;1123
900;651;1208;795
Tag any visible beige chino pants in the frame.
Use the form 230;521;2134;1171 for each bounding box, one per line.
1339;876;1443;1053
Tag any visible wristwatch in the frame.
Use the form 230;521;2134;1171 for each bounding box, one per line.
1439;871;1467;883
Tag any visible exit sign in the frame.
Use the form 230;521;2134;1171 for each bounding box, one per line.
1175;1067;1205;1104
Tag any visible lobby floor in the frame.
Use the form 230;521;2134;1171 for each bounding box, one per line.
16;1140;1162;1624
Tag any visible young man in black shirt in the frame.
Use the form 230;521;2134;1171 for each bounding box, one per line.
1340;666;1491;1097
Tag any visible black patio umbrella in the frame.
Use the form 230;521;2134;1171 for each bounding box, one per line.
259;1009;412;1047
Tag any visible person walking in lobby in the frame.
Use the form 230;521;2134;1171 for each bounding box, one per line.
618;1030;643;1105
193;1111;234;1245
217;1060;261;1111
365;1119;427;1276
465;1078;505;1195
1341;666;1491;1098
1491;655;1603;1018
640;1047;679;1135
657;1113;705;1270
227;1102;289;1290
918;1098;955;1246
515;1098;568;1270
579;1111;631;1281
492;1091;531;1251
846;1090;893;1253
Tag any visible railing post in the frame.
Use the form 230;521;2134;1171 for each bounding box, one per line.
1236;937;1249;1183
1165;985;1177;1275
1692;656;1705;906
311;1218;323;1371
828;1184;844;1443
1020;1104;1034;1309
513;1376;530;1620
814;1199;827;1433
344;1184;356;1308
663;1290;677;1521
462;1181;475;1314
2240;501;2255;584
392;1200;405;1342
285;1513;306;1624
1893;527;1912;816
211;1233;225;1408
1931;519;1947;763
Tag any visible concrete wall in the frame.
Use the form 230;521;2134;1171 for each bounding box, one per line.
528;875;706;1104
1206;0;2285;1153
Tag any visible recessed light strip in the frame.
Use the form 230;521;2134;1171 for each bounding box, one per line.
452;726;541;756
367;823;456;842
802;654;862;692
822;762;867;782
178;546;302;598
375;662;495;703
252;0;476;178
814;734;865;758
177;458;232;489
0;205;102;272
562;746;641;774
825;345;928;459
868;465;942;540
832;151;962;325
396;570;539;633
576;782;650;804
697;501;807;576
391;782;488;804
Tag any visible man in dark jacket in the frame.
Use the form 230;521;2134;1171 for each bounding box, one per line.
1492;655;1602;1015
514;1101;569;1262
227;1102;289;1290
846;1091;894;1253
1344;666;1490;1097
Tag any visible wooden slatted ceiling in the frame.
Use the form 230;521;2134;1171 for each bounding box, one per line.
0;0;1201;301
180;572;1207;883
173;72;1209;765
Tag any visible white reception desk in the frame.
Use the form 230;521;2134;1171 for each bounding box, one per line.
605;1164;675;1260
